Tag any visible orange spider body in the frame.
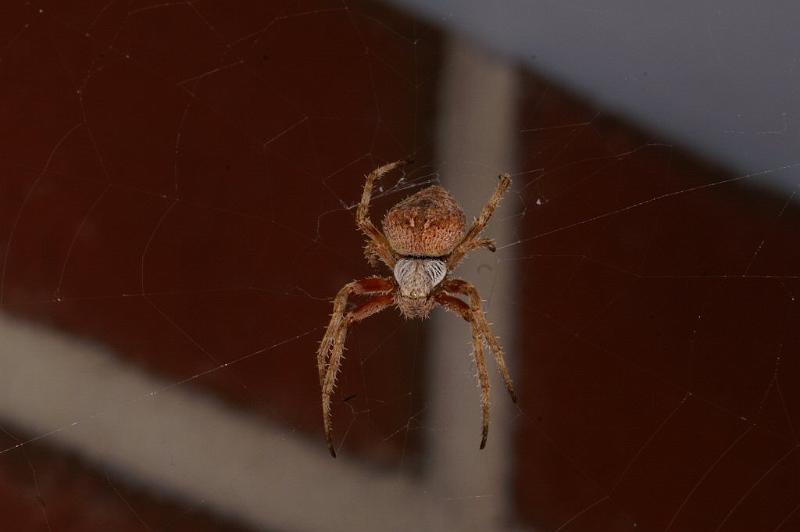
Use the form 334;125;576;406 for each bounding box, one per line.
382;185;466;256
383;185;465;318
317;160;517;457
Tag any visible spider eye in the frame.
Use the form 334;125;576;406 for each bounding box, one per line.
423;260;447;287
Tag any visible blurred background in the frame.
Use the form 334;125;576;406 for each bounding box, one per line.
2;1;800;530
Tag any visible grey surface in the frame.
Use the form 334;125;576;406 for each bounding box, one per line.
426;34;520;531
389;0;800;190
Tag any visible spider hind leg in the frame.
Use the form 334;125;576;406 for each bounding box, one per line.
447;174;511;269
355;159;412;269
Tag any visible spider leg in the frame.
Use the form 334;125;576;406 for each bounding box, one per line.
473;319;490;449
442;279;518;403
317;277;394;386
321;293;394;458
447;174;511;269
435;292;492;449
363;241;381;268
357;159;411;269
459;237;497;256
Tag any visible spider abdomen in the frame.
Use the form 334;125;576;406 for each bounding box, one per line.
382;185;466;256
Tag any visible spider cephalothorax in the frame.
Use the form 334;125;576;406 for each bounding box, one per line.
317;160;517;457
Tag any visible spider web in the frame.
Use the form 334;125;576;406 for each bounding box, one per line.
1;1;800;531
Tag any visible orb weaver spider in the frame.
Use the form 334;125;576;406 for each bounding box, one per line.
317;160;517;457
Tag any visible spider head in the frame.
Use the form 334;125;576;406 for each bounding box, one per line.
393;258;447;298
382;185;465;256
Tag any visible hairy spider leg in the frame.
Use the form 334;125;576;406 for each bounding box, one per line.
320;292;395;457
317;277;394;385
435;292;492;448
447;174;511;269
444;279;518;404
356;159;412;269
453;237;496;257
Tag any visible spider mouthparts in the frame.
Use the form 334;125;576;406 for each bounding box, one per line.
329;445;337;458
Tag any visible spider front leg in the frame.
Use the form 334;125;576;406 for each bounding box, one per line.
447;174;511;269
443;279;518;404
356;159;411;269
435;292;492;448
317;277;394;385
320;293;394;457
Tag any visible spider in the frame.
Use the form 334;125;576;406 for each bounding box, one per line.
317;160;517;457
